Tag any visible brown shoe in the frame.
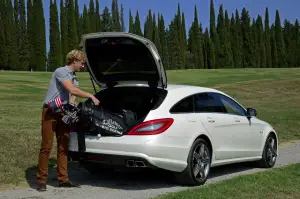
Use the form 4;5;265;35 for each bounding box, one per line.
58;181;80;188
37;183;47;192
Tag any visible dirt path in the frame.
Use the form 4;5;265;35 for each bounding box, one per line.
0;141;299;199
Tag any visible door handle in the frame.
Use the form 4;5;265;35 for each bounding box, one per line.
234;117;240;122
207;117;215;123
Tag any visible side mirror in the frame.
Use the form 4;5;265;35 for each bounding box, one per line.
246;108;257;117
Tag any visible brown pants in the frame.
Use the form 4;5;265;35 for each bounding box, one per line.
36;107;70;184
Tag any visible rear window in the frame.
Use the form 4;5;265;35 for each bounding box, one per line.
85;37;158;75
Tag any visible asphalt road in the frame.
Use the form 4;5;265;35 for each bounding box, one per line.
0;141;299;199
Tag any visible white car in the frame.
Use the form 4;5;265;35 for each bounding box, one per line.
68;32;278;186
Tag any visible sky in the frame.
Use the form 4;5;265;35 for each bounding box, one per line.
43;0;300;52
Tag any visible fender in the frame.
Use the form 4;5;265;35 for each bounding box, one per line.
261;124;279;154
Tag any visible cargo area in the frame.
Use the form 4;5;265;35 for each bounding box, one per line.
93;86;168;125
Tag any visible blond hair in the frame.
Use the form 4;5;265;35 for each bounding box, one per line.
66;49;87;65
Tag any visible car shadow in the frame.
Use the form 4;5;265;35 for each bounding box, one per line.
25;160;259;191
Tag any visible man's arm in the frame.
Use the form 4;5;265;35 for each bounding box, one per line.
61;79;92;98
61;80;100;105
54;69;100;105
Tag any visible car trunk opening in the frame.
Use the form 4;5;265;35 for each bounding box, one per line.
81;33;167;89
80;86;167;136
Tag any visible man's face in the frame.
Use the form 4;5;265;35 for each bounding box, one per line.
74;60;86;72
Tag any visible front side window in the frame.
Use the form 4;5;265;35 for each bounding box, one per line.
217;94;246;116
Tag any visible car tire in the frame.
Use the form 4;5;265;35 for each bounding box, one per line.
256;134;278;168
174;138;212;186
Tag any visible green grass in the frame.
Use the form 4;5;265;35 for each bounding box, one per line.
0;68;300;187
153;163;300;199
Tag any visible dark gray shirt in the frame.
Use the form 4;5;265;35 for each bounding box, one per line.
43;66;79;104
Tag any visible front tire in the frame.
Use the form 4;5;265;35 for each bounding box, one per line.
257;134;278;168
174;138;211;186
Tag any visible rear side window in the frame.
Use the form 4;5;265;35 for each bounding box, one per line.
170;96;194;113
195;93;226;113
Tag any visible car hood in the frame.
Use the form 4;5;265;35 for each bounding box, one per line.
79;32;167;89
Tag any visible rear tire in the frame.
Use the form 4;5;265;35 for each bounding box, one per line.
257;134;277;168
174;138;211;186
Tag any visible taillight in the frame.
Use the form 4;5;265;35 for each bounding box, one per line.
127;118;174;135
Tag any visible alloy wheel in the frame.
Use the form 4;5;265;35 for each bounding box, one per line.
266;136;277;166
192;143;211;181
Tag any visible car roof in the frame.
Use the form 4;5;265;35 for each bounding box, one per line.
166;84;221;94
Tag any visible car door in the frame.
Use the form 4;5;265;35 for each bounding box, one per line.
194;92;240;160
215;93;253;158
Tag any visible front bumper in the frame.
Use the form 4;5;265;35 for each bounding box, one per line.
68;132;190;172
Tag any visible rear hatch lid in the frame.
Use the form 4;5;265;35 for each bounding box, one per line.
79;32;167;89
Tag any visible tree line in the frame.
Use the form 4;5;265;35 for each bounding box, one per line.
0;0;299;71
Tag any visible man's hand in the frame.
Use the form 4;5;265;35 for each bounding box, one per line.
90;96;100;105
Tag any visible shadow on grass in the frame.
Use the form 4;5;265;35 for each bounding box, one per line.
25;159;258;191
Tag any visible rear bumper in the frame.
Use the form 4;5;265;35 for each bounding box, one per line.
68;132;190;172
68;151;158;169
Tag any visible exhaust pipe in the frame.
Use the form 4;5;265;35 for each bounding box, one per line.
126;160;147;167
126;160;135;167
135;161;146;167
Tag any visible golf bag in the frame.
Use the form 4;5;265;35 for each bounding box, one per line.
54;98;137;137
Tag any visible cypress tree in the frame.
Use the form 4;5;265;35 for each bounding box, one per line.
283;20;292;67
67;0;78;50
188;5;204;69
18;0;30;71
210;0;219;68
75;0;81;39
270;25;278;68
256;15;266;68
5;0;19;70
88;0;96;33
27;0;34;70
120;4;125;31
176;3;185;68
83;5;91;33
167;19;181;69
181;11;188;68
152;13;161;53
275;9;287;68
224;10;234;68
158;14;168;69
234;9;242;68
144;10;153;40
111;0;120;31
251;18;258;67
13;0;20;58
203;28;215;69
230;13;237;68
0;0;8;69
95;0;101;32
129;10;134;33
49;0;62;71
101;6;111;32
134;11;143;36
241;8;252;68
60;0;68;64
264;7;272;68
33;0;46;71
292;20;300;67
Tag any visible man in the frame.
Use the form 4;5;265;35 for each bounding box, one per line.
36;49;100;191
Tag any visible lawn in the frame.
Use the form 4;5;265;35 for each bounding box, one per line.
153;163;300;199
0;68;299;187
